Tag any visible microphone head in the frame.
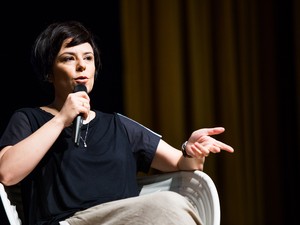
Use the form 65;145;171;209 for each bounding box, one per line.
74;84;87;93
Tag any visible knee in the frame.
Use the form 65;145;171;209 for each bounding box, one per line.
144;191;201;224
150;191;190;208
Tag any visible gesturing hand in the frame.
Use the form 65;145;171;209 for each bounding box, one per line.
185;127;234;158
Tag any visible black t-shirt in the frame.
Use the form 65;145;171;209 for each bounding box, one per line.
0;108;161;225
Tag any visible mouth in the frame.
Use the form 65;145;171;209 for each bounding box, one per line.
75;76;88;83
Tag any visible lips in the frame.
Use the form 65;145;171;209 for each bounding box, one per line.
75;76;88;82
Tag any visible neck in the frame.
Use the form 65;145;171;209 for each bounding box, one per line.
48;101;63;111
41;102;95;123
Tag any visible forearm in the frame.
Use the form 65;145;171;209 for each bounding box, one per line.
0;116;65;185
151;139;205;172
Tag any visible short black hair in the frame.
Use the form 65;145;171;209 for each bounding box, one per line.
31;20;101;82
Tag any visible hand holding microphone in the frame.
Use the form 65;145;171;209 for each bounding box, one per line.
72;84;88;146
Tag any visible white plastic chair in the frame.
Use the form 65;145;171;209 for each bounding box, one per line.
0;183;22;225
1;170;220;225
137;170;221;225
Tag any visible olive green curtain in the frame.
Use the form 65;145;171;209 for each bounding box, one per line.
120;0;299;224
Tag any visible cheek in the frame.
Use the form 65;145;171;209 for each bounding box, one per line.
52;66;75;80
87;76;95;92
87;64;96;73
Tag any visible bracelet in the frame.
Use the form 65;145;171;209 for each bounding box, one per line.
181;141;192;158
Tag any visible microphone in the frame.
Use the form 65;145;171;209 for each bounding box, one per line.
72;84;87;146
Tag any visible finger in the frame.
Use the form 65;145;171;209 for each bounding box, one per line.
81;101;90;109
192;143;210;156
204;127;225;136
197;136;234;153
209;145;221;153
196;143;222;155
195;127;225;137
215;140;234;153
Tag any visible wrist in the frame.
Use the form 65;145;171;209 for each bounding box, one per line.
181;141;192;158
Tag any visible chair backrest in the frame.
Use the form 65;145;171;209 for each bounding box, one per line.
0;183;22;225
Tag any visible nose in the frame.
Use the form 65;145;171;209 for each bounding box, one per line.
76;59;86;72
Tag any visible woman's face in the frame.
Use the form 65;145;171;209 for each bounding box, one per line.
51;38;96;96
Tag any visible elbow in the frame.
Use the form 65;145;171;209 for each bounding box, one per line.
0;170;19;186
0;147;22;186
0;177;19;186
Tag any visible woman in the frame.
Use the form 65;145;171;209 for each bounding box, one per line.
0;21;234;225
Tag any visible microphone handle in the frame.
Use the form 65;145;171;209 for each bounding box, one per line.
73;115;83;146
72;84;87;146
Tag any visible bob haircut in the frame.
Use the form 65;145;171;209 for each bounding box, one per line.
31;20;101;82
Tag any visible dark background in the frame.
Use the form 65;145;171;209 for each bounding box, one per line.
0;1;123;135
1;1;300;225
0;1;122;224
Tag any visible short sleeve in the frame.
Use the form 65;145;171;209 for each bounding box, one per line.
0;111;32;150
117;113;162;172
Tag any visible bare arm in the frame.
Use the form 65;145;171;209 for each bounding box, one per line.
0;91;90;186
151;127;234;172
0;117;65;185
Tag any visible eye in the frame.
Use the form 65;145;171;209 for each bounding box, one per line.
63;56;75;62
84;55;94;61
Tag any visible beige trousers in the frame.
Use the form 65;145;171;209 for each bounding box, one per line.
64;191;203;225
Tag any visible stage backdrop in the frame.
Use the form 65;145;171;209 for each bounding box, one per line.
120;1;299;225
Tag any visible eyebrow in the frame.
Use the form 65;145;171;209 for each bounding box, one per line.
57;51;94;58
61;51;94;55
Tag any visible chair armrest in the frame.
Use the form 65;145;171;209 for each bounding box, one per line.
0;183;22;225
1;171;220;225
137;170;220;225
